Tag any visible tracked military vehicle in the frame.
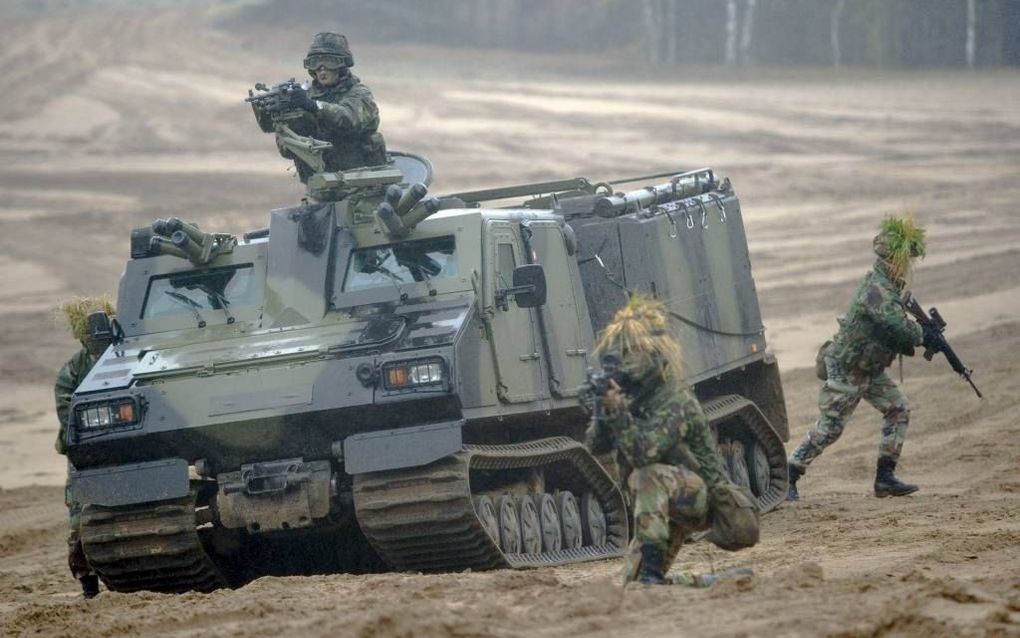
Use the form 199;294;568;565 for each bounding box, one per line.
64;108;788;591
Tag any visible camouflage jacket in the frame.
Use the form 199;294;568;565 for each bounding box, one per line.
586;382;725;490
256;74;387;181
829;260;923;377
54;347;96;455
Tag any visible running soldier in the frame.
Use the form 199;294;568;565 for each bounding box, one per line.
787;216;928;500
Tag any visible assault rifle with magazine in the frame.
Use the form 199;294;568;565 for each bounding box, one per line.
904;294;982;398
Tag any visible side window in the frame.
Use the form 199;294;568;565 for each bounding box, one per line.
496;243;516;289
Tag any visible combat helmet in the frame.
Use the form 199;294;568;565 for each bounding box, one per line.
59;295;116;356
873;214;926;282
304;32;354;74
593;295;684;392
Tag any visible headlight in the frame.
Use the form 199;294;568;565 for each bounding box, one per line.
75;397;141;430
382;358;447;390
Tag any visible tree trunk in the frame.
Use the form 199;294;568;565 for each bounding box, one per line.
725;0;738;65
831;0;846;68
664;0;677;66
966;0;977;68
642;0;661;65
740;0;757;65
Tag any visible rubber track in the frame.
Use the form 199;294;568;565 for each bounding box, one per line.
80;496;227;593
702;394;789;513
353;436;628;572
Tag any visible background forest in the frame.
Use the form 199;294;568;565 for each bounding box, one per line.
222;0;1020;68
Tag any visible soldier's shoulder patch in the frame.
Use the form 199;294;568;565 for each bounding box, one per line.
864;283;885;310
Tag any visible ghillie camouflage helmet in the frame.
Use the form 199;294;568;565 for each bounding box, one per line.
59;295;115;350
304;32;354;73
873;214;926;282
593;295;684;389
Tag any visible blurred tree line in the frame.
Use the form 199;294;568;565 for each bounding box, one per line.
233;0;1020;67
234;0;1019;67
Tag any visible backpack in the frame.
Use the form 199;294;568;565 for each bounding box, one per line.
706;479;760;551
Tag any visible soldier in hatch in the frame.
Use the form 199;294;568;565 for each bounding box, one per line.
252;32;387;182
787;215;928;501
54;295;115;598
582;296;758;586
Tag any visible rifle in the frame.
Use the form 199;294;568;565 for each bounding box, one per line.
579;353;627;442
903;294;982;398
246;79;306;118
246;79;333;174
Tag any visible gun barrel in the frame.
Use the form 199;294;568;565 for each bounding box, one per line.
592;169;716;218
965;375;983;399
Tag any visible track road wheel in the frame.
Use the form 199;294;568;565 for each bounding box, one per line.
517;495;541;554
474;495;499;545
721;440;752;490
747;440;772;500
556;491;582;549
580;492;607;546
497;495;521;553
536;493;562;552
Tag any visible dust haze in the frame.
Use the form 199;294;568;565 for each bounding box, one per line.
1;4;1018;637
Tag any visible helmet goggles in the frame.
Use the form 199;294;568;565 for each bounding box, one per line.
304;53;346;71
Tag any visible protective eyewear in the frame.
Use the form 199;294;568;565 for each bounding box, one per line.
304;54;345;71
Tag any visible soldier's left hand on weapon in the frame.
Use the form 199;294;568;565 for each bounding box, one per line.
287;86;319;113
920;321;941;352
602;379;629;416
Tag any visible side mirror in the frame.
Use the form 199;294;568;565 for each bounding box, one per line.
510;264;547;309
86;311;123;355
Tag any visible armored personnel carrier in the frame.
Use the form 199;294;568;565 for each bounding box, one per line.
64;99;788;592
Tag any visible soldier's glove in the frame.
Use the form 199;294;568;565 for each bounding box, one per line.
287;86;319;113
602;380;629;416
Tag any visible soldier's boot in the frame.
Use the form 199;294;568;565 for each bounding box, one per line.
637;544;666;585
786;463;803;501
80;574;99;599
874;458;918;498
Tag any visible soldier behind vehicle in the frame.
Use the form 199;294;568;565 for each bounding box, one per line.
580;296;758;586
251;32;387;182
787;215;928;501
54;295;115;598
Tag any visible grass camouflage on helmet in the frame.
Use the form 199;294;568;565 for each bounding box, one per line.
58;295;115;345
874;214;926;282
593;294;685;388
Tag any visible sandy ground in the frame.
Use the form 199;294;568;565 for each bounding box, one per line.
1;7;1018;637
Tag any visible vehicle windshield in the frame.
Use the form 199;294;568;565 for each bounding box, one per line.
142;264;257;319
343;236;457;292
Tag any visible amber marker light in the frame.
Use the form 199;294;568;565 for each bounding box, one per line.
382;358;447;390
387;366;410;387
118;402;136;423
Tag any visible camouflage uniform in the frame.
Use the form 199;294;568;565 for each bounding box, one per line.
789;259;923;495
255;74;386;182
587;382;726;584
54;346;98;590
53;295;114;596
254;32;387;182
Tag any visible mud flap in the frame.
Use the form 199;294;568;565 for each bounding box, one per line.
70;458;189;507
344;419;464;474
